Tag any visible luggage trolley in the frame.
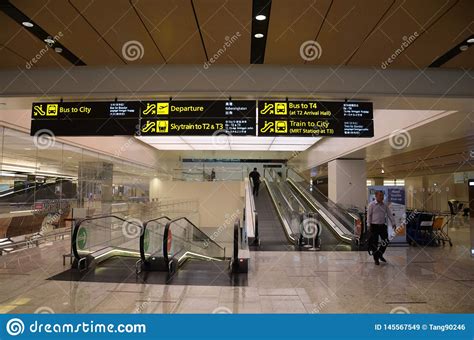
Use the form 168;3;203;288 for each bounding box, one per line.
432;215;453;247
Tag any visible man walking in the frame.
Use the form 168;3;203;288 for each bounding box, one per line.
249;168;261;197
367;190;396;265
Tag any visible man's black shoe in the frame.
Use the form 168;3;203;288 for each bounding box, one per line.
373;255;380;265
379;256;387;263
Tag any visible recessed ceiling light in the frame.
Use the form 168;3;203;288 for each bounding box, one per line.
22;21;34;28
44;37;55;44
467;38;474;44
254;33;264;39
54;47;63;53
255;15;266;21
459;44;469;51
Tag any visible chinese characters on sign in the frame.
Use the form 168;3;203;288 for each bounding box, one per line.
257;101;374;137
31;99;373;138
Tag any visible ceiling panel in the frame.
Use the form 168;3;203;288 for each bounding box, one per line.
0;11;70;68
11;0;123;65
349;0;457;67
0;46;26;68
391;0;473;67
309;0;393;65
194;0;252;64
265;0;332;64
70;0;165;64
0;0;472;69
366;136;474;177
132;0;206;63
442;46;474;68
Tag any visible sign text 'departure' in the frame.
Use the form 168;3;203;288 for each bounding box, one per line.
31;100;373;138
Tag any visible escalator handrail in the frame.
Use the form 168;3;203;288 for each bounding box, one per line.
233;218;239;263
162;217;225;264
140;215;171;262
72;214;143;261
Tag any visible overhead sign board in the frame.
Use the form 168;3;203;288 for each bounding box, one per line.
139;100;256;136
257;100;373;137
31;100;256;136
31;99;373;138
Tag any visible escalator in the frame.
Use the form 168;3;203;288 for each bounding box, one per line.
286;168;363;246
139;216;227;274
0;180;75;203
251;181;294;250
57;213;247;285
72;215;143;271
261;169;356;251
282;181;349;250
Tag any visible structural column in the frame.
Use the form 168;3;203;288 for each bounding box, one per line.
328;159;367;210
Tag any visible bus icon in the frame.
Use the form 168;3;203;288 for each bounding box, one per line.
275;102;287;115
46;104;58;116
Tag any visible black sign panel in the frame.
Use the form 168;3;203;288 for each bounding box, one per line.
31;100;256;136
32;101;140;120
139;100;256;136
31;99;373;138
257;100;373;137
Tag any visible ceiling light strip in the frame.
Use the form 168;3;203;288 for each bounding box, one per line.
0;1;86;66
429;34;474;67
250;0;272;64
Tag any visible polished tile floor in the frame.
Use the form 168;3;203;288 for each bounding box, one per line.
0;218;472;314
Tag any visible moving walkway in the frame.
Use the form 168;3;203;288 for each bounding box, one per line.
262;168;362;250
286;168;363;246
72;215;143;271
71;213;248;274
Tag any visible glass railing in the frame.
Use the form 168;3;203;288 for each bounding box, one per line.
287;168;359;239
162;217;226;267
72;215;142;270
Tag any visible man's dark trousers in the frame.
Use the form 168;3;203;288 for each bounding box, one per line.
253;182;260;196
369;224;389;259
